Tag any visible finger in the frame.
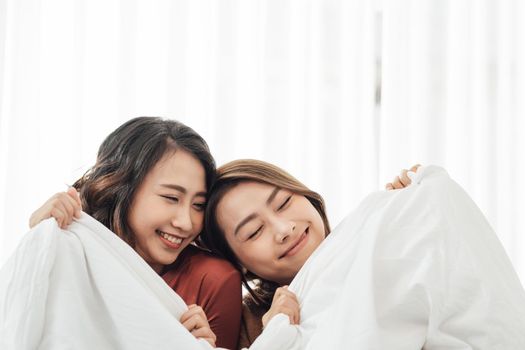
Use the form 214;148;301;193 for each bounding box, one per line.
67;187;82;215
385;183;394;190
274;286;298;301
278;305;297;325
275;294;299;308
50;204;68;228
279;290;300;307
182;315;199;332
277;296;301;324
182;314;207;332
392;176;404;189
181;312;209;331
191;327;217;342
410;164;421;172
67;186;81;204
399;169;411;186
180;306;206;324
55;194;75;218
272;293;300;324
276;286;296;298
55;197;76;226
50;207;67;229
62;192;82;219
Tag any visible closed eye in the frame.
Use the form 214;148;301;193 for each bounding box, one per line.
247;226;263;241
161;195;179;203
277;196;292;211
193;202;206;211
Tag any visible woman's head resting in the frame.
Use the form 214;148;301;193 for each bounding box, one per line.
128;149;207;272
215;180;325;284
204;159;330;286
74;117;216;271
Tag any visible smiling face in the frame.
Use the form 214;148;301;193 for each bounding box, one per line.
128;149;207;273
216;181;326;285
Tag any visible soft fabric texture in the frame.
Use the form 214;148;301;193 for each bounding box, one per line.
162;245;242;349
249;166;525;349
2;166;524;350
0;213;217;350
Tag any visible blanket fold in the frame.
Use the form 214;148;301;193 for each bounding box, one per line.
250;165;525;349
0;213;214;350
2;166;524;349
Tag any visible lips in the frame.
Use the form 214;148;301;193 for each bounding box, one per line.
279;227;309;259
156;230;185;249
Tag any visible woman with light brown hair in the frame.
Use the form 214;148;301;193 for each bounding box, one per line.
202;159;417;347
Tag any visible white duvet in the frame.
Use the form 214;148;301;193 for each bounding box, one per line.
0;209;212;349
252;165;525;349
1;166;524;349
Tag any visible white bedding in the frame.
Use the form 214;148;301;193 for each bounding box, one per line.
251;166;525;349
1;166;524;349
0;212;214;350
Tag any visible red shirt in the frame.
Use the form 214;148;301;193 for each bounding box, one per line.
162;245;242;349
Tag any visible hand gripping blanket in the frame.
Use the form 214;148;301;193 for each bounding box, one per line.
249;166;525;349
0;212;217;350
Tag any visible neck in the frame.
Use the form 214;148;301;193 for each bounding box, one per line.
150;263;163;274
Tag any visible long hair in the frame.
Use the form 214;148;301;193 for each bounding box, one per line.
202;159;330;311
73;117;216;247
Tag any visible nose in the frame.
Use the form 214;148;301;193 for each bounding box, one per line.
273;217;296;243
171;205;193;233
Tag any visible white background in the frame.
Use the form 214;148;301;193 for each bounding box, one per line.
1;0;524;285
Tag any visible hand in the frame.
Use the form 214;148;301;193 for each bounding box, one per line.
262;286;300;328
180;304;217;348
385;164;421;190
29;187;82;229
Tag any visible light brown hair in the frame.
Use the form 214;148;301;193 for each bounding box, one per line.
202;159;330;311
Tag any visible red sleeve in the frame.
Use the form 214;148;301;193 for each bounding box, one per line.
199;267;242;349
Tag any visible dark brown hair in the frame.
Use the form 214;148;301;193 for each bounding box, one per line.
73;117;216;247
202;159;330;311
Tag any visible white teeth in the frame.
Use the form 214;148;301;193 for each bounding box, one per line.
159;231;183;244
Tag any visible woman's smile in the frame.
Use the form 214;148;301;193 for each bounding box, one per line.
279;227;309;259
156;229;185;249
218;181;326;284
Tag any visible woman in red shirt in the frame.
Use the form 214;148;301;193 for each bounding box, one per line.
29;117;241;349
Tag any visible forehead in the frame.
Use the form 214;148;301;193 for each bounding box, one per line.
217;181;275;223
146;149;206;188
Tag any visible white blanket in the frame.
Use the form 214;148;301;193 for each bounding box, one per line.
1;166;524;349
250;166;525;349
0;212;215;350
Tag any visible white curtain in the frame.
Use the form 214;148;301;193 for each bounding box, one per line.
0;0;524;285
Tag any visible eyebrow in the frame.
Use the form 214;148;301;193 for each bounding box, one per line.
234;187;281;236
159;184;207;198
266;187;281;205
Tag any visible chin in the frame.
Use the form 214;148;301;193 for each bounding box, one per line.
158;252;181;266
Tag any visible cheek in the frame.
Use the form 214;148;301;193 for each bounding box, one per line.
224;238;256;269
191;212;205;233
236;241;272;272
